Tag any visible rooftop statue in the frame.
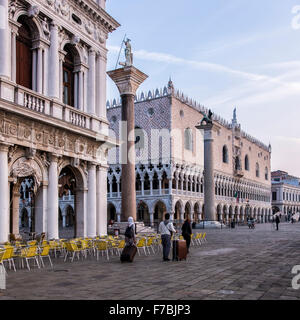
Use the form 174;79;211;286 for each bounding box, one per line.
119;38;133;67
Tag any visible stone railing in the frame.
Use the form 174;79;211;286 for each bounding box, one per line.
0;78;109;134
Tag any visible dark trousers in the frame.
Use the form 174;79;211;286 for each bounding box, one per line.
183;234;191;252
276;223;279;230
161;234;171;260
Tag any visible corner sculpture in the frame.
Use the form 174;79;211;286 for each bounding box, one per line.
119;38;133;67
200;109;213;125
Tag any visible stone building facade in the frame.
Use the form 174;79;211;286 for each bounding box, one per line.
0;0;119;242
271;170;300;218
106;81;272;225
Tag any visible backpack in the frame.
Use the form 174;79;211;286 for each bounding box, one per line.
125;225;134;238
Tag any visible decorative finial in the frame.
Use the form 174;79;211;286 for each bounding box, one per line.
232;107;237;126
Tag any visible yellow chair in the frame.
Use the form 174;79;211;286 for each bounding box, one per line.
136;238;147;256
202;232;207;243
39;245;53;268
194;233;202;246
0;249;7;274
64;242;81;262
116;240;125;256
27;240;37;246
145;237;156;255
95;241;109;261
20;246;40;271
190;233;195;246
2;246;16;272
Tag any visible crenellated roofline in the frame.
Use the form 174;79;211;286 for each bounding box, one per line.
106;80;270;152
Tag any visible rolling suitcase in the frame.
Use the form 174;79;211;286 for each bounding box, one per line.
172;239;187;261
120;245;137;263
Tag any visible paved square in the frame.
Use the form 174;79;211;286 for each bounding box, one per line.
1;223;300;300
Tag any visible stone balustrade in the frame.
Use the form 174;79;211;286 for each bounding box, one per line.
0;77;109;134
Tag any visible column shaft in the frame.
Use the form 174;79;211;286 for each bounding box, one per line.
11;31;17;82
0;145;9;242
121;94;136;221
47;157;59;239
87;164;96;237
0;0;10;78
96;166;107;236
48;23;59;98
203;134;216;221
37;47;43;94
88;50;96;114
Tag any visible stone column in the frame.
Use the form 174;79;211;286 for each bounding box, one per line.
32;49;37;91
88;49;96;114
96;166;107;236
107;66;148;222
150;212;154;227
150;177;153;196
12;189;20;235
78;70;84;111
87;163;96;237
48;22;60;99
10;23;20;83
35;182;48;234
47;155;59;239
168;177;172;195
97;54;107;118
180;208;184;223
37;47;43;94
0;0;10;78
0;143;10;242
158;176;162;195
141;178;144;196
196;122;219;221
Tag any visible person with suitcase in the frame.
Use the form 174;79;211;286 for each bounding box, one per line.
120;216;137;263
181;217;192;253
158;213;177;261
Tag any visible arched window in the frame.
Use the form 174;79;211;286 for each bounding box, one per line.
265;167;269;180
184;128;193;151
16;16;33;90
222;145;228;163
63;45;75;107
256;163;260;178
235;156;241;170
245;155;249;171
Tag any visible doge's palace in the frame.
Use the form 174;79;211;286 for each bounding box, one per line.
0;0;120;242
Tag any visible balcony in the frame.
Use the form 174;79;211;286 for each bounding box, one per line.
0;78;109;135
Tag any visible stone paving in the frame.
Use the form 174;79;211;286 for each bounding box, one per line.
1;222;300;300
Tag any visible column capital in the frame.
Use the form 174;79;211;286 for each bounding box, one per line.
107;66;148;96
88;162;97;169
49;153;61;162
0;142;13;152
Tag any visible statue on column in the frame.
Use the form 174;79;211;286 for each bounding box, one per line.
119;38;133;67
200;109;213;125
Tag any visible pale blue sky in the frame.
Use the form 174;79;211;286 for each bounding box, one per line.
106;0;300;177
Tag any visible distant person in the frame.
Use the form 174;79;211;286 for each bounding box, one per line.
275;215;280;231
181;217;192;253
124;216;136;246
159;213;176;261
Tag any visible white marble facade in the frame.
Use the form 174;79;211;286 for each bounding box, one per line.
0;0;119;242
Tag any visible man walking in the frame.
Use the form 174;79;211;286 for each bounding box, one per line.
275;214;280;231
159;213;176;261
